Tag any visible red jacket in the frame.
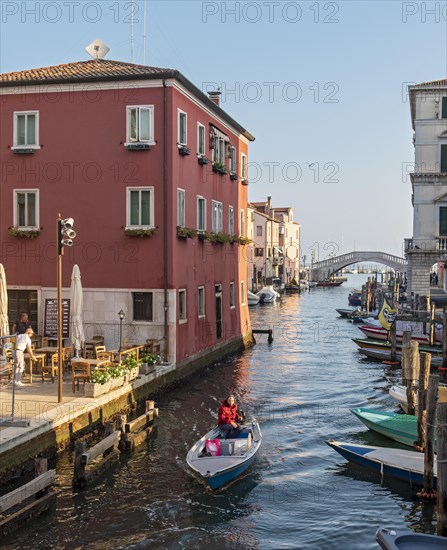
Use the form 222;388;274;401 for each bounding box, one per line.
218;400;240;425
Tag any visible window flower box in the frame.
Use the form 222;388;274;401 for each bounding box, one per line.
125;227;157;238
212;163;227;175
241;178;249;186
198;155;209;165
197;230;208;241
84;380;113;398
238;236;253;245
178;145;190;156
176;226;197;239
230;173;238;181
8;226;41;239
207;231;232;244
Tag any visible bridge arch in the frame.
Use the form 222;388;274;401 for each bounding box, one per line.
310;251;407;281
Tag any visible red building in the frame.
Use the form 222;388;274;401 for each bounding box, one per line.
0;59;255;366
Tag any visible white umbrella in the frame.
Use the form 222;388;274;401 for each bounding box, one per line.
70;264;85;357
0;264;9;337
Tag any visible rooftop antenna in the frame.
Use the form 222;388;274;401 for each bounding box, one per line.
85;38;110;60
131;0;135;63
142;0;148;65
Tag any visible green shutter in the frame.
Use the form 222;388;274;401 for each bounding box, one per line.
441;145;447;173
442;97;447;118
440;207;447;236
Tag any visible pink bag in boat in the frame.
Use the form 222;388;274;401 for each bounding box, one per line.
205;439;221;456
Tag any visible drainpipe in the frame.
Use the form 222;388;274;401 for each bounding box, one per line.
163;80;169;362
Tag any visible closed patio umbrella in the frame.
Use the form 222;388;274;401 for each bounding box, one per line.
0;264;9;337
70;264;85;357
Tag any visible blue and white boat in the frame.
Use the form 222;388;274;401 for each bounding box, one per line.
376;527;446;549
187;420;262;490
325;440;437;487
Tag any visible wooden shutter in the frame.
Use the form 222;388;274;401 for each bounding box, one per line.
441;144;447;173
442;97;447;118
440;207;447;236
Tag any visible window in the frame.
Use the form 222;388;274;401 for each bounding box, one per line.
126;106;154;143
441;144;447;173
229;206;234;234
241;153;247;179
178;110;187;145
198;286;205;318
229;282;235;308
133;292;153;321
255;248;264;257
179;289;187;322
240;210;245;236
197;196;206;231
212;135;227;165
197;123;205;155
212;201;223;232
13;111;39;148
440;207;447;236
230;146;236;173
14;190;38;228
177;189;185;227
241;281;246;305
256;225;263;237
127;187;153;227
442;97;447;118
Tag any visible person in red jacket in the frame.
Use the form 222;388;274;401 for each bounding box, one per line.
218;395;242;439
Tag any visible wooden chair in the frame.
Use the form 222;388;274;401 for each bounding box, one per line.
96;350;113;363
94;345;106;358
41;353;59;383
72;360;90;393
0;354;13;384
92;335;104;345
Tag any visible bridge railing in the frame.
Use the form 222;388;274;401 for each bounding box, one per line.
313;251;407;270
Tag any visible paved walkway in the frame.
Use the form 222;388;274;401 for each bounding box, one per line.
0;363;175;454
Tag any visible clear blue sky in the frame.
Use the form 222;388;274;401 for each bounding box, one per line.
1;0;446;260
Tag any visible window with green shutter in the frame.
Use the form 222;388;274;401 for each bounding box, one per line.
441;145;447;173
442;97;447;118
440;207;447;236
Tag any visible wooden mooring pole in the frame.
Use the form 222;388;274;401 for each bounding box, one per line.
390;321;398;363
442;307;447;370
423;374;439;496
417;353;431;450
436;386;447;536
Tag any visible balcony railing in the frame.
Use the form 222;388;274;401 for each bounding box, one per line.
405;237;447;252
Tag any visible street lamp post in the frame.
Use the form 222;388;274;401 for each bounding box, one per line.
118;310;125;352
57;214;76;403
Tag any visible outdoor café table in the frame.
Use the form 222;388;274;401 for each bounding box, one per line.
35;347;59;361
71;358;109;377
23;352;45;384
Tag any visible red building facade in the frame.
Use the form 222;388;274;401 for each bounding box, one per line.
0;59;254;365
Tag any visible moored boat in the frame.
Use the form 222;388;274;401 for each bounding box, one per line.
186;420;262;490
352;338;443;356
358;324;437;345
256;286;280;303
316;280;344;287
359;347;444;367
247;290;260;306
325;440;436;486
376;528;446;550
350;408;424;448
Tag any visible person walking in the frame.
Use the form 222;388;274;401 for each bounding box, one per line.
13;312;32;334
14;327;37;386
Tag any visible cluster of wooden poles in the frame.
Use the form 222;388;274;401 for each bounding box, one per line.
399;331;447;536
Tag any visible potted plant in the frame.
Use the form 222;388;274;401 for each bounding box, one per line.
238;236;253;245
230;173;238;181
198;155;209;165
8;226;41;239
197;230;208;241
208;231;231;244
84;368;112;398
125;227;157;238
122;353;139;381
140;352;161;375
176;226;197;239
212;162;227;175
178;145;190;156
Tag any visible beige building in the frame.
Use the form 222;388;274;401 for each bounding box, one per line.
248;197;300;289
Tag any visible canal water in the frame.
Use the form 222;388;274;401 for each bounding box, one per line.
1;275;439;550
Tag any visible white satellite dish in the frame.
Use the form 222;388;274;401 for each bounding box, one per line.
85;39;110;60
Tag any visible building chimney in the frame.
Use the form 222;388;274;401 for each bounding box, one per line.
267;196;272;215
208;90;221;106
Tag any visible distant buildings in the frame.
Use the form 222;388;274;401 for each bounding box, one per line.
405;79;447;295
248;197;300;289
0;58;255;366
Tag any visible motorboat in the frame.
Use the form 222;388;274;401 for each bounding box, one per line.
247;290;260;306
256;286;280;303
376;528;446;549
186;420;262;490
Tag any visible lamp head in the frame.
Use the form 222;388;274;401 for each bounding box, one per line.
118;309;125;320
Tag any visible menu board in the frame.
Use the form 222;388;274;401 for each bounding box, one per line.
44;299;70;338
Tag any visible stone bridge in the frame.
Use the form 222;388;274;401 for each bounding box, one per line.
310;251;407;281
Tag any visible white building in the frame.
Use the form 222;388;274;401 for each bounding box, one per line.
405;79;447;295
